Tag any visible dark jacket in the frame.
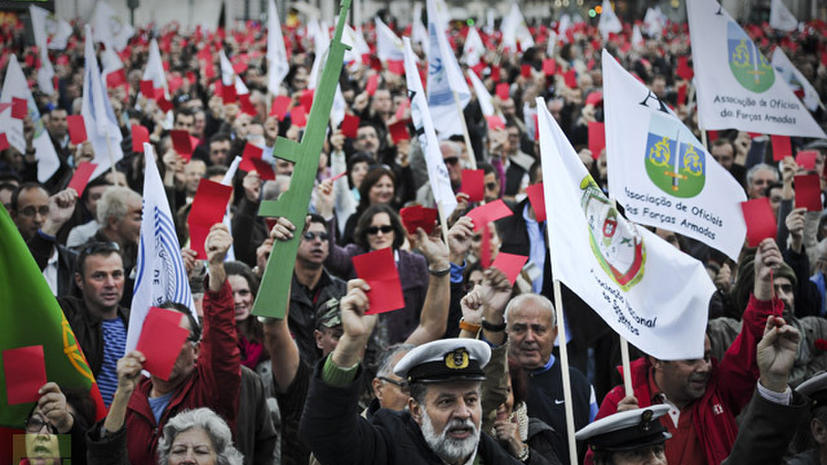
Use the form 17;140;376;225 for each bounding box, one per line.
237;365;278;465
299;364;525;465
57;296;129;378
231;197;269;267
722;388;809;465
28;229;78;298
288;270;347;364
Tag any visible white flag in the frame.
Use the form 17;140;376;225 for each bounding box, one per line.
267;0;289;95
501;3;534;51
307;21;330;90
602;50;747;261
220;156;241;263
687;0;826;138
467;69;494;117
412;3;429;56
631;25;644;50
546;31;557;58
29;5;55;95
537;97;714;360
101;40;125;88
643;7;665;38
462;26;485;67
82;25;123;179
91;1;134;52
219;50;235;87
558;14;572;43
770;0;798;32
404;37;457;217
426;0;470;139
772;48;823;112
127;143;197;353
0;55;59;183
375;17;404;63
343;24;370;66
30;5;71;51
598;0;623;40
143;39;168;97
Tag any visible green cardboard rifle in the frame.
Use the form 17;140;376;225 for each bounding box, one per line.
253;0;351;318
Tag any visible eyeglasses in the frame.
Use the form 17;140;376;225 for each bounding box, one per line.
485;182;498;191
19;205;49;217
443;157;459;166
378;376;410;394
366;225;394;235
303;231;329;241
25;416;57;434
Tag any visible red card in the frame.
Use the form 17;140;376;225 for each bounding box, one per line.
467;199;513;231
394;99;410;121
239;93;257;116
340;113;360;138
491;65;501;82
66;114;87;144
399;205;438;235
740;197;777;247
564;69;577;88
526;183;546;222
2;345;47;405
795;174;823;212
480;223;492;268
300;89;314;113
389;120;410;143
521;64;532;78
366;74;379;96
188;179;234;258
585;91;603;106
676;82;688;106
270;95;291;121
106;68;127;89
588;121;606;159
491;252;529;285
460;169;485;202
221;84;237;104
140;80;155;99
168;74;183;94
239;143;276;180
676;56;694;81
707;130;719;143
135;307;190;381
542;58;557;76
291;106;307;127
387;60;405;75
131;124;150;153
486;115;505;131
796;150;818;171
495;83;510;100
352;248;406;314
170;130;195;160
11;97;26;119
771;135;792;161
68;162;98;197
157;95;173;113
0;133;8;151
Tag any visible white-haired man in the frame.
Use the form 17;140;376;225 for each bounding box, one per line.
299;279;534;465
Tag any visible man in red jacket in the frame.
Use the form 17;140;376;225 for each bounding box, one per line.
86;224;241;465
592;238;784;465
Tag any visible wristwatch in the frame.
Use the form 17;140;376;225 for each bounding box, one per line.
481;319;507;332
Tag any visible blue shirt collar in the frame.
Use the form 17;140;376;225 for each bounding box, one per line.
532;354;556;375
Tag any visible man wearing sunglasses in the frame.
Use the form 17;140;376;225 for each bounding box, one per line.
415;141;463;209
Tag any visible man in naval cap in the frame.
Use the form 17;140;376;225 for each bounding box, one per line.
298;279;536;465
576;404;672;465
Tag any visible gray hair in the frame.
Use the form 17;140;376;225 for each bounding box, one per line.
746;163;779;187
157;408;243;465
97;186;141;225
504;293;556;328
377;343;415;378
439;140;462;158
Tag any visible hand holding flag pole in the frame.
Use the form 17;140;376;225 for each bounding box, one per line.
252;0;353;319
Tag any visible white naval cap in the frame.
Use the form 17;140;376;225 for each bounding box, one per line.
394;338;491;384
575;404;671;452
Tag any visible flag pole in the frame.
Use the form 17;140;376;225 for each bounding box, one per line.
551;277;578;465
104;133;117;177
436;199;450;245
452;89;477;170
619;335;634;396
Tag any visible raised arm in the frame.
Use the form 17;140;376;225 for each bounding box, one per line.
405;226;451;345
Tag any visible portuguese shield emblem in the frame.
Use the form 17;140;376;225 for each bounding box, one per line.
644;113;706;198
727;21;774;93
579;176;645;291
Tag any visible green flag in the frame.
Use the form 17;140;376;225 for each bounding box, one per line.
0;206;105;427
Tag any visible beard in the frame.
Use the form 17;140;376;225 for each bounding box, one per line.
420;409;481;464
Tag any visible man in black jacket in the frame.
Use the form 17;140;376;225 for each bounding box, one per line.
299;279;529;465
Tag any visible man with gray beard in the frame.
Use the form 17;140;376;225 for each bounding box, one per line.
299;279;539;465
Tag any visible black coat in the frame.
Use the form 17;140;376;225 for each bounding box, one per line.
299;364;528;465
57;296;129;378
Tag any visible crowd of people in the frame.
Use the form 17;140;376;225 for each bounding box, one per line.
2;3;827;465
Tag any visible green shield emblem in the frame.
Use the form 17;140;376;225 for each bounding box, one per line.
727;21;774;93
644;113;706;198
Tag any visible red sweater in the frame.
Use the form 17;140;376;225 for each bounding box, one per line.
590;294;782;465
124;280;240;465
